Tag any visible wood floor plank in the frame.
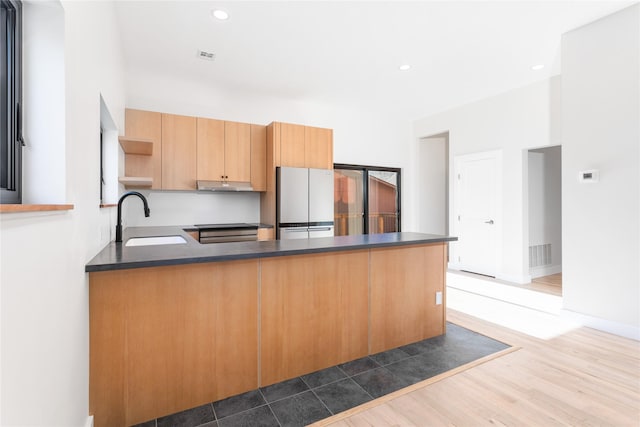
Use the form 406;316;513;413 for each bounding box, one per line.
316;307;640;427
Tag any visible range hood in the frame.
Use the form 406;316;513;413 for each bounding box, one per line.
197;180;254;192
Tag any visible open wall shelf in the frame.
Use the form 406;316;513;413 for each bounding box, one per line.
119;136;153;156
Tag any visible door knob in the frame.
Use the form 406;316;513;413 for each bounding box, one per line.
485;220;494;224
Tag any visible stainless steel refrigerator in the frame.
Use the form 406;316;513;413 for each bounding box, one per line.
276;167;334;239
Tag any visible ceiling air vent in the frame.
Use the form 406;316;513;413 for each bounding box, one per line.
197;50;216;61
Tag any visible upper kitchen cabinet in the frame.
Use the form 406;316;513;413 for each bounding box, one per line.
304;126;333;170
162;114;197;190
197;119;252;184
250;125;267;192
272;122;333;170
123;109;162;189
279;123;306;168
196;118;225;181
224;121;251;182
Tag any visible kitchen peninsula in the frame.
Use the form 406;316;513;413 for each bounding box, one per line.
86;229;456;426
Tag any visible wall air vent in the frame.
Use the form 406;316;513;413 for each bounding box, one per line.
197;50;216;61
529;243;552;268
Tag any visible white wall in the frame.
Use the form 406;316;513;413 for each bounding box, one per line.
417;136;448;235
528;146;562;276
562;4;639;328
413;77;562;283
125;191;260;226
22;0;65;204
124;69;415;228
0;1;125;425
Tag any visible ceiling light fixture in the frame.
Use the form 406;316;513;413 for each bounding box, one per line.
399;64;411;71
212;9;229;20
531;64;545;71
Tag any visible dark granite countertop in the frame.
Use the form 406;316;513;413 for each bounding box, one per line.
85;226;457;273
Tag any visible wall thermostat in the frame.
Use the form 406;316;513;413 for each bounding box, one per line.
578;169;599;183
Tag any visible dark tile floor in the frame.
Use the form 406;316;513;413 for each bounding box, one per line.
132;322;509;427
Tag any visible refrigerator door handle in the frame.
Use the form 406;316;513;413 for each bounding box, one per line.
282;228;310;232
307;227;332;232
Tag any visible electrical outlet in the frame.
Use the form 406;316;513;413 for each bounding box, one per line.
435;291;442;305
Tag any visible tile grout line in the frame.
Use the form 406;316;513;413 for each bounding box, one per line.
350;377;376;402
309;386;335;417
214;402;273;425
263;383;311;405
266;403;283;427
258;388;283;427
210;402;217;422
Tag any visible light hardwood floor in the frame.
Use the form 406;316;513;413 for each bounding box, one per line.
527;273;563;296
315;292;640;426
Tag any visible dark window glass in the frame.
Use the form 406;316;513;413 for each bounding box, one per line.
1;0;22;204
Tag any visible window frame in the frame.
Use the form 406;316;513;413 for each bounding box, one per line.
1;0;23;204
0;0;23;204
334;163;402;234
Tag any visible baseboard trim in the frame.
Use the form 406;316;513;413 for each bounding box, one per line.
529;264;562;279
449;264;531;285
85;415;94;427
559;309;640;341
495;273;531;285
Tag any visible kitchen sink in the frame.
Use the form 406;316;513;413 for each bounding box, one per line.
125;235;187;247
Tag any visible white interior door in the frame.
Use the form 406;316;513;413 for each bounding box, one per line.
454;150;502;277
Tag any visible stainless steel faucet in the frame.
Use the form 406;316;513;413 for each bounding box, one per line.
115;191;150;243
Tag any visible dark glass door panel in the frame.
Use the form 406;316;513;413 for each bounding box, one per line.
334;169;364;236
368;170;399;234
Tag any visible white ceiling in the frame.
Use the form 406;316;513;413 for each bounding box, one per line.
114;1;633;120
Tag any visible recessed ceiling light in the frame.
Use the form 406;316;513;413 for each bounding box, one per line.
399;64;411;71
212;9;229;20
531;64;545;71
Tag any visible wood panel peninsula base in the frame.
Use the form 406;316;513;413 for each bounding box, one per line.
88;238;450;427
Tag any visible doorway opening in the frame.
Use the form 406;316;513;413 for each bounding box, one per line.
417;133;449;236
526;145;562;295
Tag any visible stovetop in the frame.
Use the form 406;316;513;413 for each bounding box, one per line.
194;223;259;230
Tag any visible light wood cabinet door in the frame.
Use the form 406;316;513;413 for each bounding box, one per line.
162;114;197;190
124;109;162;189
369;243;446;354
279;122;305;168
224;121;251;182
260;251;368;386
305;126;333;169
196;117;225;181
250;124;267;191
89;261;259;427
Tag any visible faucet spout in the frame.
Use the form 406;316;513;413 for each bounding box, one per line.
116;191;151;243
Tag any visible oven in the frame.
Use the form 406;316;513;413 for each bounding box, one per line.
195;223;259;244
